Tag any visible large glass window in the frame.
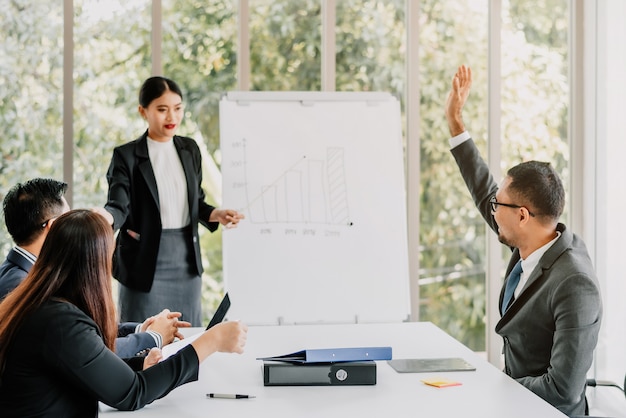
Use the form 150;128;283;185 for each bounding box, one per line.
249;0;321;90
417;0;489;351
499;0;570;318
0;0;573;351
0;2;64;254
416;0;569;352
501;0;569;218
162;0;239;313
335;0;406;95
73;0;152;211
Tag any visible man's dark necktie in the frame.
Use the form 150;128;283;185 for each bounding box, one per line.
501;260;523;315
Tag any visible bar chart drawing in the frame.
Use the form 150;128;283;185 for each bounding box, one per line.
236;139;351;226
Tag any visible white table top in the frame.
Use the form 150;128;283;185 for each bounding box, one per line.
101;322;566;417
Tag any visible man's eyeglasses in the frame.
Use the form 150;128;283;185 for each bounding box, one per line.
41;217;58;228
489;196;535;217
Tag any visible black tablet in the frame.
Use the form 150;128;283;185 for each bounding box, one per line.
206;292;231;330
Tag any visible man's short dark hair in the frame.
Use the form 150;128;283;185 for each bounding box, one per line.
2;178;68;246
507;161;564;222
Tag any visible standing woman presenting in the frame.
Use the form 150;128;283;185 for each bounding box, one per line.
97;76;244;326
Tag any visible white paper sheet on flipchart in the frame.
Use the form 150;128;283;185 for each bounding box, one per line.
219;91;410;325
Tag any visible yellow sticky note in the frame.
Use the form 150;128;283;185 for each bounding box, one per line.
421;378;462;388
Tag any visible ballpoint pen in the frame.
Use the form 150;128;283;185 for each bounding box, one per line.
206;393;255;399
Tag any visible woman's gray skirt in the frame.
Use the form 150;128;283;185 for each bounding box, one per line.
118;226;202;326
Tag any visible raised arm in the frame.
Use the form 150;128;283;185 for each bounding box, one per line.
445;64;472;137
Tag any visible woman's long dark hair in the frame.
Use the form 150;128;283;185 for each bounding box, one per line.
0;210;118;374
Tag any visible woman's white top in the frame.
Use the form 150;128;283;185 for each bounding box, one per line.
147;136;190;228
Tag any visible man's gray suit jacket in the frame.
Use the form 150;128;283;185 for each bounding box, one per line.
451;138;602;417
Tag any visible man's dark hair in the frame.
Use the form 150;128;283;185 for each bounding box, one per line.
507;161;564;222
2;178;68;246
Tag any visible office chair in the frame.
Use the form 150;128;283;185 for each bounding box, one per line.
586;375;626;397
575;375;626;418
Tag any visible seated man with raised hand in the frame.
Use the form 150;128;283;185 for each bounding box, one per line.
444;65;602;416
0;178;190;357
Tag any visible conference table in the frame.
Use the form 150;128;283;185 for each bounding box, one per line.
100;322;566;417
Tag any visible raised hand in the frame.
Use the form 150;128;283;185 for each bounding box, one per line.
445;65;472;137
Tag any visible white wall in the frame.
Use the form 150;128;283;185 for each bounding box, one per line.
592;0;626;398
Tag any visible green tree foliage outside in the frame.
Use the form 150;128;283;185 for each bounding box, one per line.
0;2;64;214
0;0;568;351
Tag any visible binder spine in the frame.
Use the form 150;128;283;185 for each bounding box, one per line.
263;361;376;386
329;362;377;385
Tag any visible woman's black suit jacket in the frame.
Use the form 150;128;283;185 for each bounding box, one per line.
0;300;199;416
104;131;218;292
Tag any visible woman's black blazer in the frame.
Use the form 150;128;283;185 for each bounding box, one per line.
104;130;218;292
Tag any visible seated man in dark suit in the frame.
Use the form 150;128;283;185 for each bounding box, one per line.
0;178;190;357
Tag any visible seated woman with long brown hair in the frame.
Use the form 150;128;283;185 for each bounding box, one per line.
0;209;247;416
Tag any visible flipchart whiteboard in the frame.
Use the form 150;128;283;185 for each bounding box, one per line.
219;91;409;325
